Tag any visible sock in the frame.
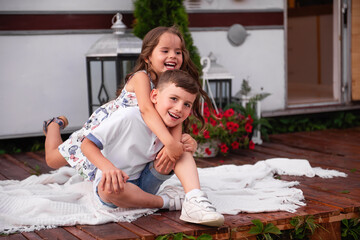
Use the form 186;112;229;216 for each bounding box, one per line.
160;195;170;209
185;188;202;199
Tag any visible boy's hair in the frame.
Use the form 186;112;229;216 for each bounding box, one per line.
157;70;208;132
125;25;199;86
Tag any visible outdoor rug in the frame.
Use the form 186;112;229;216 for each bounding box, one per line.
0;158;346;234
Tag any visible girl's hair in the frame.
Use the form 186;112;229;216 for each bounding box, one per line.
157;69;212;132
123;25;214;130
125;25;199;86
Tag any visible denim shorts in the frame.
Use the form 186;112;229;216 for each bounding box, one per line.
96;161;174;208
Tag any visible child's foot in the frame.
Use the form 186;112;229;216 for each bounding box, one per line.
159;186;184;211
180;190;224;227
43;116;69;135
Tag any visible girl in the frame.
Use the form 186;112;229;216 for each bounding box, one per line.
43;26;210;181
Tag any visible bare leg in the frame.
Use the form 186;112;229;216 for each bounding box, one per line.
98;182;163;208
44;123;68;169
173;152;200;193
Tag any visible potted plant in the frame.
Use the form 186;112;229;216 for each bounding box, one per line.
189;103;255;158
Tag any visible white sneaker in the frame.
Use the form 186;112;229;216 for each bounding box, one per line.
180;190;224;227
158;186;185;211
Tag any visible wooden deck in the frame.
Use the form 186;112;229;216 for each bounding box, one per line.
1;127;359;239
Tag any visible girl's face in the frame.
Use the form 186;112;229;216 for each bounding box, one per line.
148;32;183;76
150;83;195;128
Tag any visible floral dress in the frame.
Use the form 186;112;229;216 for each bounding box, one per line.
58;71;153;181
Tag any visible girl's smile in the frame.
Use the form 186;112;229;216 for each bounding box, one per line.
148;32;183;75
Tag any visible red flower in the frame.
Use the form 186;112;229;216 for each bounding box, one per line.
205;148;212;156
224;109;234;117
209;118;217;127
245;123;253;133
203;107;210;118
249;140;255;150
226;122;239;133
247;115;254;124
192;127;199;135
220;143;229;153
226;122;235;130
231;141;239;149
232;123;239;132
215;111;223;119
203;130;210;139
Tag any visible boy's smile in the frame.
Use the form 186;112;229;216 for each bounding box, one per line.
151;83;196;128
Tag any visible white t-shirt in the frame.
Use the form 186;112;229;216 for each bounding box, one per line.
86;107;164;189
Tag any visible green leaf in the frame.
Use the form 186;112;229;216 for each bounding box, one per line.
252;219;264;231
263;223;281;235
156;235;169;240
249;226;262;235
173;233;184;240
196;234;213;240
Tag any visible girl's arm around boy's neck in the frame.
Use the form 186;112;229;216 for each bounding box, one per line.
130;72;183;162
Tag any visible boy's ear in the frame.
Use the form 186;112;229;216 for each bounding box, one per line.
150;89;158;104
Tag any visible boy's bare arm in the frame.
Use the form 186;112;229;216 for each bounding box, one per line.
81;138;129;193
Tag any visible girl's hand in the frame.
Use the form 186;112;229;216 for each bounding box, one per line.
99;167;129;194
181;133;197;154
165;140;183;162
155;148;175;174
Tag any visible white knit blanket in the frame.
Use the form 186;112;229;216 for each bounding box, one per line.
0;158;346;234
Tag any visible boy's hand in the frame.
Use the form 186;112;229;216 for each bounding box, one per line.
155;148;175;174
99;167;129;194
181;133;197;154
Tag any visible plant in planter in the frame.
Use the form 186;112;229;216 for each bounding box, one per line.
189;102;254;157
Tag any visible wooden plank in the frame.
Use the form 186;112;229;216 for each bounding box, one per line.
63;226;97;240
309;221;341;240
300;185;359;213
117;222;154;240
270;133;360;157
131;215;187;236
0;154;31;180
159;211;229;239
8;152;52;176
35;228;79;240
79;223;140;240
0;234;27;240
254;142;360;170
21;232;43;240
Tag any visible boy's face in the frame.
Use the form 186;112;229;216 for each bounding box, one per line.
150;83;196;128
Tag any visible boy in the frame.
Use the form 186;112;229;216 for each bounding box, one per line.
81;70;224;227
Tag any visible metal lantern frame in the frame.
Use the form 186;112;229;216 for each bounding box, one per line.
85;13;142;115
201;53;233;112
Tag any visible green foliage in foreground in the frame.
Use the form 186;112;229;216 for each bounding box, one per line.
249;219;281;240
342;218;360;240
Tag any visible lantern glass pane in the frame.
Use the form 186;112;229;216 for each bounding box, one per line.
89;60;117;112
